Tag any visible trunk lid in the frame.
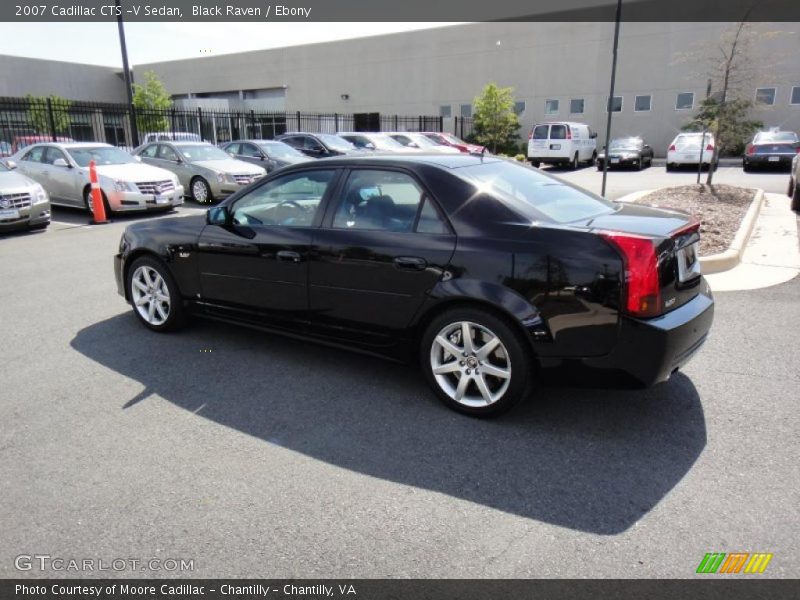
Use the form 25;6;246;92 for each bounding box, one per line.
574;203;703;316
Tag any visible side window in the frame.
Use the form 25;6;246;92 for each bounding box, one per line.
22;146;46;163
43;147;67;165
332;170;426;233
303;137;323;151
231;170;335;227
140;144;158;158
225;143;240;155
281;136;301;148
416;197;449;234
240;143;261;158
157;144;179;161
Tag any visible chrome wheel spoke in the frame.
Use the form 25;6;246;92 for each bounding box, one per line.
132;279;148;293
433;361;461;375
155;302;168;321
461;322;475;354
474;374;494;404
435;334;462;359
454;374;469;401
480;363;510;379
476;336;500;361
134;295;149;307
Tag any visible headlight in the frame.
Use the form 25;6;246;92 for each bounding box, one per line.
31;184;48;205
216;173;227;183
113;180;134;192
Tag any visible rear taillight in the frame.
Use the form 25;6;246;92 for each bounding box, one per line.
746;145;755;155
601;232;661;318
706;144;714;151
566;127;572;140
668;144;676;152
528;130;533;140
795;147;800;154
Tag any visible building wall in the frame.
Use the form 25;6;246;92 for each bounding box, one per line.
0;55;127;103
137;21;800;154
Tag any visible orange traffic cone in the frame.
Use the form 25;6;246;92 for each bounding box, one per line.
88;159;110;224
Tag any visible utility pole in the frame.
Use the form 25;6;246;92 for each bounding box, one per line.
116;0;139;147
601;0;622;198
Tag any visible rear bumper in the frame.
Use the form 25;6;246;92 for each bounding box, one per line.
744;155;794;167
667;151;713;165
584;288;714;386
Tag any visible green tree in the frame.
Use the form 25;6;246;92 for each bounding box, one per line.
682;97;762;157
26;94;71;136
132;70;173;133
472;83;520;154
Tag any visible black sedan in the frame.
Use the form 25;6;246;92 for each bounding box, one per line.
221;140;312;173
596;137;654;170
275;132;364;158
743;130;799;171
114;155;713;417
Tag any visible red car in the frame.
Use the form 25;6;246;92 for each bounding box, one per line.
421;132;485;154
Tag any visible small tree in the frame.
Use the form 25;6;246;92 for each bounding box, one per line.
472;83;520;154
26;94;71;136
132;71;173;133
682;97;762;157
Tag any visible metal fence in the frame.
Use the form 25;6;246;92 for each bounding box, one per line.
0;97;474;153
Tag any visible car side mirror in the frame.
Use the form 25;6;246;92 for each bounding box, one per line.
134;155;142;162
590;132;598;139
53;158;71;168
365;142;376;150
207;206;229;226
408;142;419;148
5;159;17;169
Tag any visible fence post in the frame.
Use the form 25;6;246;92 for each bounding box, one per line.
129;105;138;147
46;97;57;141
334;113;338;133
418;116;422;132
250;110;255;137
439;116;443;132
197;107;202;140
170;109;176;137
296;111;301;131
394;115;398;130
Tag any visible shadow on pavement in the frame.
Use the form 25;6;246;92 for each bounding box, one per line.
71;313;707;535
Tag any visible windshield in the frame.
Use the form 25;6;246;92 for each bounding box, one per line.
67;146;136;167
178;145;230;161
0;162;8;172
258;141;305;158
458;161;615;225
609;138;643;150
367;134;407;150
754;131;798;143
404;134;439;148
316;134;356;152
442;133;466;145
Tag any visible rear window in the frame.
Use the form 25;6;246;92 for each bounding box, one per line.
458;161;615;225
550;125;567;140
532;125;549;140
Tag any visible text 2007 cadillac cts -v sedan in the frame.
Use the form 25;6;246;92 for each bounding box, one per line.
114;155;713;417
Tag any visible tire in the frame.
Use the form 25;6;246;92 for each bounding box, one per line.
637;158;644;171
743;160;751;173
190;177;213;204
420;307;533;417
569;152;579;170
83;186;112;216
666;163;674;172
529;159;540;168
788;176;795;198
590;151;598;166
126;255;186;332
792;182;800;212
29;222;49;231
596;161;604;171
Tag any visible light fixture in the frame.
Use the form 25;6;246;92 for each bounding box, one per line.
341;94;350;100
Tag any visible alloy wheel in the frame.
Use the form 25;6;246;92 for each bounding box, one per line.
430;321;511;407
192;179;209;203
131;265;171;326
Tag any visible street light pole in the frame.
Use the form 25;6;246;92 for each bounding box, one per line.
116;0;139;147
601;0;622;198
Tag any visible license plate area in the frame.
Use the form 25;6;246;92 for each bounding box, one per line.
0;208;21;220
677;242;701;282
550;143;561;150
768;156;780;162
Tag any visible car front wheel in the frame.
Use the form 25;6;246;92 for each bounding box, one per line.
421;308;533;417
126;256;185;332
191;177;213;204
792;180;800;212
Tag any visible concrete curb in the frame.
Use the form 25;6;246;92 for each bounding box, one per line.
699;188;765;275
616;189;655;203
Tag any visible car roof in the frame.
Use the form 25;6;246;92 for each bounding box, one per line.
26;142;113;149
288;153;502;170
169;141;211;146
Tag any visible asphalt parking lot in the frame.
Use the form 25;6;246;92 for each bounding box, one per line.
1;184;798;578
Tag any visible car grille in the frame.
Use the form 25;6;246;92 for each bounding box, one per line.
136;180;175;195
234;173;263;185
0;192;31;209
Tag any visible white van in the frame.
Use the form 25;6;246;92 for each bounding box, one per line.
527;122;597;169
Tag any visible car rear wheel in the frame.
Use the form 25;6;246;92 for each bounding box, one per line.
191;177;213;204
792;181;800;212
570;153;579;170
421;308;533;417
126;256;185;332
529;159;540;168
666;163;674;172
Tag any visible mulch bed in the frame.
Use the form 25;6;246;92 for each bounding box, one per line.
634;184;756;256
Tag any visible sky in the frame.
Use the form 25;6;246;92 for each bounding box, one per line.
0;22;463;67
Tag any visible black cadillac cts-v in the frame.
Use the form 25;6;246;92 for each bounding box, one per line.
114;154;713;416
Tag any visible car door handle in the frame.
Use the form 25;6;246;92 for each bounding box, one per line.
277;250;303;263
394;256;427;270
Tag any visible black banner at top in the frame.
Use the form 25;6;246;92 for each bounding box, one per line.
3;0;800;22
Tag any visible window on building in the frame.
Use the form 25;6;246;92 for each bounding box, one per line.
570;98;585;114
514;101;526;115
634;95;652;112
607;96;623;112
545;99;559;115
439;105;452;118
676;92;694;110
755;87;776;105
791;86;800;105
460;104;472;118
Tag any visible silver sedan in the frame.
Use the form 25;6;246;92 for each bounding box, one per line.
133;141;266;204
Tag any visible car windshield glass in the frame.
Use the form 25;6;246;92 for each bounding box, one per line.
405;135;439;148
0;162;8;172
458;161;615;225
609;138;643;150
442;134;466;145
179;145;230;161
316;134;356;152
258;142;305;158
67;146;136;167
754;132;798;143
368;135;407;150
